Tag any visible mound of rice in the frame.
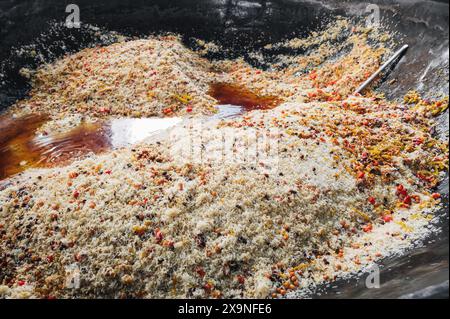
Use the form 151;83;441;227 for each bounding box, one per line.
10;36;217;120
0;20;448;299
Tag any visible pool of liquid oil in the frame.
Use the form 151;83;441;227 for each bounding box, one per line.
0;115;184;180
0;83;282;180
209;83;281;112
0;115;110;180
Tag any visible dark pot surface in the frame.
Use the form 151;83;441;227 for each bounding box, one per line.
0;0;448;299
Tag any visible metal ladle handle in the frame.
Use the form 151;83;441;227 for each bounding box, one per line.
355;44;409;95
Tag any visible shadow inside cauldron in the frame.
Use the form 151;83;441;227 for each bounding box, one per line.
0;0;448;299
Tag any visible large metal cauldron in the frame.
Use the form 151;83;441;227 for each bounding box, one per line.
0;0;448;298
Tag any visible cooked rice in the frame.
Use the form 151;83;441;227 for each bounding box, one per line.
0;20;448;299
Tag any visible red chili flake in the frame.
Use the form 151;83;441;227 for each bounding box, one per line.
363;224;373;233
237;275;246;285
104;170;112;175
403;196;412;205
186;106;193;113
368;197;376;205
73;190;80;199
413;137;424;146
69;172;78;179
396;185;408;198
357;171;365;179
163;240;174;248
163;107;173;115
47;255;54;263
203;283;213;292
432;193;441;200
196;267;206;278
155;229;164;243
382;215;393;223
18;280;26;286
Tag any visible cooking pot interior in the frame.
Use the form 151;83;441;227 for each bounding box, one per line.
0;0;448;298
